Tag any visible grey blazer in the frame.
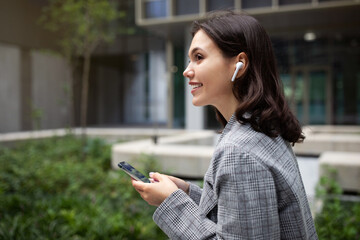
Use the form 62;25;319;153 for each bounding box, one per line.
153;115;318;239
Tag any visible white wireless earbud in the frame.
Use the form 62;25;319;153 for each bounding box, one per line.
231;62;244;82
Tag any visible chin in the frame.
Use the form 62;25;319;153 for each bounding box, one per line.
192;99;205;107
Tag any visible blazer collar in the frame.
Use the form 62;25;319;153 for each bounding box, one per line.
216;114;237;145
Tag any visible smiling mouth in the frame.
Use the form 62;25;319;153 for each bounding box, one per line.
191;83;203;90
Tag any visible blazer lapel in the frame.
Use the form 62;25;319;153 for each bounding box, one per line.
199;168;218;219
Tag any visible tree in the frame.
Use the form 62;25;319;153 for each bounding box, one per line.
39;0;123;144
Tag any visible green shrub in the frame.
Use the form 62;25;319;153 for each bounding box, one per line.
0;135;167;240
315;167;360;240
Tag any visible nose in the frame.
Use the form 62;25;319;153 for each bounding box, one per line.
183;65;194;79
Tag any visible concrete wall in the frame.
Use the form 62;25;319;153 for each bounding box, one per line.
0;43;21;132
0;0;58;50
0;0;73;133
0;42;73;133
319;152;360;193
31;51;72;129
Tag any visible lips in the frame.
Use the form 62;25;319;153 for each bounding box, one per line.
189;82;203;94
191;83;203;90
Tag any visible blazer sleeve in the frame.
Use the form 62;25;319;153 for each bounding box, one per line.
153;144;280;239
188;182;202;205
153;189;218;239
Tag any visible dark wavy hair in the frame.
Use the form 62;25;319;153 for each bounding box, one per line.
191;11;304;144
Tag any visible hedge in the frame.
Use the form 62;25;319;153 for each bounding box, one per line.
0;135;167;239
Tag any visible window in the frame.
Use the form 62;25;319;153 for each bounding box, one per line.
145;0;167;18
279;0;311;5
175;0;199;16
207;0;234;11
242;0;271;9
319;0;341;2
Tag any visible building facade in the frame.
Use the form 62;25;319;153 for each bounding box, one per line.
0;0;170;132
0;0;73;133
135;0;360;129
1;0;359;133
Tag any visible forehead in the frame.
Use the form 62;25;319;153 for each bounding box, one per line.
189;30;219;54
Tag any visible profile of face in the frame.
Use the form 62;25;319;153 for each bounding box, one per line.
183;30;239;112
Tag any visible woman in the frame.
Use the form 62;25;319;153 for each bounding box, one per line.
132;11;318;239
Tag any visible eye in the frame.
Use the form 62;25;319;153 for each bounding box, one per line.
195;53;203;61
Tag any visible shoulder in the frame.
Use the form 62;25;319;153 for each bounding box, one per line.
218;120;294;162
211;121;298;181
211;135;271;186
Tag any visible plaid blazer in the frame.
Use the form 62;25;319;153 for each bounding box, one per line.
153;115;318;239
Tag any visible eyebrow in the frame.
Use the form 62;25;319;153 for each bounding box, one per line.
188;47;204;58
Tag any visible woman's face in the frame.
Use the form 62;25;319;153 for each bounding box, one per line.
183;30;237;112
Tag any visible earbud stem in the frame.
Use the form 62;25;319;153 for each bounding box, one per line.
231;62;243;82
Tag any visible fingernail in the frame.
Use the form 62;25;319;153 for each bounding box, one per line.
149;172;154;177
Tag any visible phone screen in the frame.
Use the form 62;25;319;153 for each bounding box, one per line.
118;161;150;183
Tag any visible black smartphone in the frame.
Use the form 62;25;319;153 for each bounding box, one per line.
117;161;150;183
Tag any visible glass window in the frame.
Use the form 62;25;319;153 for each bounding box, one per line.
334;72;345;124
295;71;305;124
242;0;271;9
333;35;360;124
309;70;327;124
279;0;311;6
175;0;199;15
207;0;234;11
145;0;167;19
173;46;185;128
281;74;292;102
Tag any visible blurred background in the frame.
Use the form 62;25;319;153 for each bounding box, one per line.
0;0;359;133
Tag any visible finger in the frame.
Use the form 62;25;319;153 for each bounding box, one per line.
149;172;158;182
132;179;146;192
149;174;159;182
151;172;164;182
167;175;180;182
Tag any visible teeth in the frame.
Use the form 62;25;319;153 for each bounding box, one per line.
192;83;203;89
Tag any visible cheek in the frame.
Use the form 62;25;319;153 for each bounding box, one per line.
207;67;233;90
213;82;233;97
196;60;234;90
203;77;233;103
201;63;230;82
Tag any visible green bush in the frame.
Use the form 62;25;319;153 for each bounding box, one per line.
315;168;360;240
0;135;167;240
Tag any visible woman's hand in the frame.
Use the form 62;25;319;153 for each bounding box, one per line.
132;172;179;206
166;175;190;195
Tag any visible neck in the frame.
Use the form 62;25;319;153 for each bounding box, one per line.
215;97;238;122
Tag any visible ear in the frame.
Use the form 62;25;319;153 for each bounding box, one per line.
234;52;248;78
